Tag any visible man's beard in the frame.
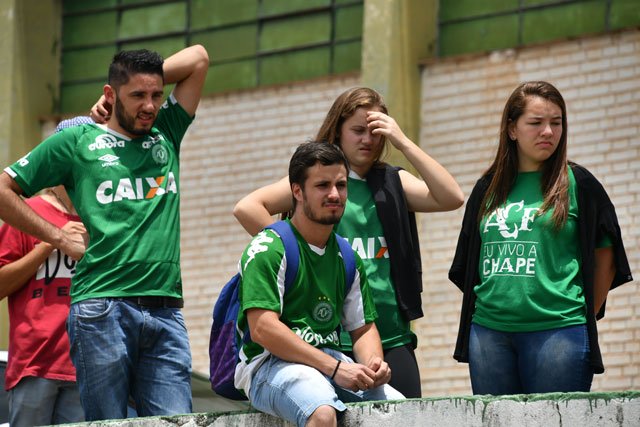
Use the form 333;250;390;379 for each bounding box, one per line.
114;97;154;136
301;195;344;225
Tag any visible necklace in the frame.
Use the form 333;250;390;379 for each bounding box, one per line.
47;189;72;214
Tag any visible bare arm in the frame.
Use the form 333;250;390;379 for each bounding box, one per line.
163;44;209;116
233;176;293;236
350;322;391;388
247;308;377;391
0;173;86;260
367;111;464;212
0;219;87;299
0;242;53;300
593;246;615;314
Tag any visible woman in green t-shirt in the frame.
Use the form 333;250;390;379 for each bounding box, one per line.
234;87;465;398
449;81;632;395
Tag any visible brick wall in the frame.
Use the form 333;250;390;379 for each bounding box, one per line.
417;29;639;396
92;29;637;397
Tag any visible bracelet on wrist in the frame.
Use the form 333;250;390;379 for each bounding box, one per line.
330;360;341;380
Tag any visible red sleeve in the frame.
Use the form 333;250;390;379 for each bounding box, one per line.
0;222;32;267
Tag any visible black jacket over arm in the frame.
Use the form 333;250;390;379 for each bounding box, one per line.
366;164;424;322
448;163;633;373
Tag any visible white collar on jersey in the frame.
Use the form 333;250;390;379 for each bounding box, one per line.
348;170;365;180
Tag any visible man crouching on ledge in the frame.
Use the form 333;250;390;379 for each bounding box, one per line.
233;142;404;427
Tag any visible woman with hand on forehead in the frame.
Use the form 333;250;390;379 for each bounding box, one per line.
449;81;633;395
234;87;464;398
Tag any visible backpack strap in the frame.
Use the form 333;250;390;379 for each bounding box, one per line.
265;221;299;291
239;221;299;349
335;233;356;294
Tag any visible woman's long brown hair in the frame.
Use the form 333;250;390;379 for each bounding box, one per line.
283;87;389;220
479;81;569;228
316;87;389;165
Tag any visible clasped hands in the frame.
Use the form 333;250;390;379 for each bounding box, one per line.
332;356;391;392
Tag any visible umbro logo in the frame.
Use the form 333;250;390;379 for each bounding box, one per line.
98;154;120;168
99;154;118;162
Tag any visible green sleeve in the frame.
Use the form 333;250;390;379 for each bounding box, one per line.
239;229;285;314
6;129;77;197
597;233;612;249
153;93;194;150
355;254;378;323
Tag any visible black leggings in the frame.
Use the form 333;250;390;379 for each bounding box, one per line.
384;343;422;398
345;343;422;398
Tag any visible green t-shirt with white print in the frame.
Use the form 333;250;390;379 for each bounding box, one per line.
233;220;376;396
474;168;587;332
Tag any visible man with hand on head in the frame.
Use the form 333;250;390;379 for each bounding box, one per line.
0;44;208;420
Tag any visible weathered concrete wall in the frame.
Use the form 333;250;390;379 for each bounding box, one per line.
65;392;640;426
0;0;62;352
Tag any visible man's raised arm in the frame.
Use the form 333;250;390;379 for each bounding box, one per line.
91;45;209;122
163;44;209;116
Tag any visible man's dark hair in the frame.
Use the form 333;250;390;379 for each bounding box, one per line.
289;142;349;190
108;49;164;90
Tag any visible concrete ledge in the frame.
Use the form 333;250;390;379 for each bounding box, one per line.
67;391;640;426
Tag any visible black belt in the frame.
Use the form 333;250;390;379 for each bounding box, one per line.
119;296;184;308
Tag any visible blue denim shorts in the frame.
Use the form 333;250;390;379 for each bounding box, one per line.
249;348;404;427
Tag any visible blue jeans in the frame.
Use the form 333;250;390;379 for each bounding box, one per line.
469;323;593;395
8;376;84;427
67;298;192;420
249;348;405;427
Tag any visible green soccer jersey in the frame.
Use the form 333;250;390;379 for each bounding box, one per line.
234;220;376;395
335;173;416;350
5;94;192;303
474;168;587;332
